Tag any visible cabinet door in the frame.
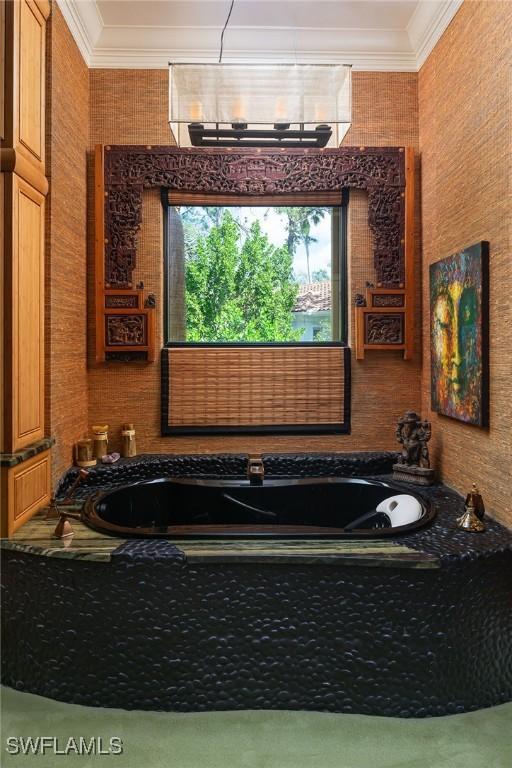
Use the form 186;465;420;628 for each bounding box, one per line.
3;0;47;174
6;174;45;451
1;450;51;537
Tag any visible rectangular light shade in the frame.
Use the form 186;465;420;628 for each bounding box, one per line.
169;63;351;148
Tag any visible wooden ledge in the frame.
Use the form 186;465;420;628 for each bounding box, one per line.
0;149;49;196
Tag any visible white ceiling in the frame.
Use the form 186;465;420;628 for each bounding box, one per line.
56;0;464;71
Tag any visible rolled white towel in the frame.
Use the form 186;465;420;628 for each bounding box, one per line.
376;494;423;528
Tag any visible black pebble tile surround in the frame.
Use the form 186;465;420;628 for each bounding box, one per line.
55;452;398;497
2;453;511;717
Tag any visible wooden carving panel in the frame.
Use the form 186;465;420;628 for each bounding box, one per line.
355;289;407;358
103;307;156;360
105;294;140;309
355;147;415;359
372;293;405;307
365;313;404;345
162;346;350;434
95;145;415;361
105;314;146;346
102;146;406;289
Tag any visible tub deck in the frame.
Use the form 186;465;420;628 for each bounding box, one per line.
2;511;440;567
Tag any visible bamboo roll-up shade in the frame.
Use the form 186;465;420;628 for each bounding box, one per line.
162;346;348;432
166;191;343;207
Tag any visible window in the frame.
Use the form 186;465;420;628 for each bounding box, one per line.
164;201;347;345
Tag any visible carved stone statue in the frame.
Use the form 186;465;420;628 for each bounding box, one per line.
393;411;435;485
395;411;431;467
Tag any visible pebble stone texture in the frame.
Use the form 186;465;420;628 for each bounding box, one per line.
3;454;512;718
55;452;399;498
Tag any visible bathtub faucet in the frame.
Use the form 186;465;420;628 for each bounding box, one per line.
247;455;264;485
51;469;90;538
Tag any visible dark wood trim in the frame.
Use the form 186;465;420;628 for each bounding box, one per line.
166;191;345;206
163;425;352;436
94;144;105;364
404;146;415;360
480;241;490;429
164;342;348;348
162;187;349;347
342;345;351;429
160;347;170;438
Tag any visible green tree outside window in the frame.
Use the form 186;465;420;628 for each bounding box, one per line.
184;210;303;343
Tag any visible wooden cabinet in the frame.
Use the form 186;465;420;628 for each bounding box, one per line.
1;0;51;536
1;450;51;537
2;0;47;175
3;174;45;450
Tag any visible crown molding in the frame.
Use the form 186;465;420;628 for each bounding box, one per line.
407;0;464;69
88;49;418;72
55;0;102;66
57;0;464;72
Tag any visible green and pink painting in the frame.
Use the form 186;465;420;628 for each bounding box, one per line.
430;242;488;426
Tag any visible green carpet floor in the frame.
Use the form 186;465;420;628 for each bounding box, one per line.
1;687;511;768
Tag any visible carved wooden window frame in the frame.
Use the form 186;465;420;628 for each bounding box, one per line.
94;145;414;362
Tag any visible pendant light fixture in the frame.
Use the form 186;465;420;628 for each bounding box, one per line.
168;1;351;148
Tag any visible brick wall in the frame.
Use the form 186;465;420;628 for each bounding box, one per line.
45;3;89;485
87;70;421;456
419;0;512;525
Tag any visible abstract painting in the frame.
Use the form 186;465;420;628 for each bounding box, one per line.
430;242;489;426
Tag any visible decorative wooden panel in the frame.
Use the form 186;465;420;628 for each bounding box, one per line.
162;346;350;434
371;292;405;307
104;308;156;358
355;289;407;357
365;313;404;345
353;147;414;359
101;145;406;288
19;0;44;161
105;289;143;309
3;174;45;451
95;144;415;361
0;450;51;537
1;0;48;177
94;145;157;363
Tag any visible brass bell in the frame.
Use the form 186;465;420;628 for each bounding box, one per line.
457;501;486;533
465;483;485;521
